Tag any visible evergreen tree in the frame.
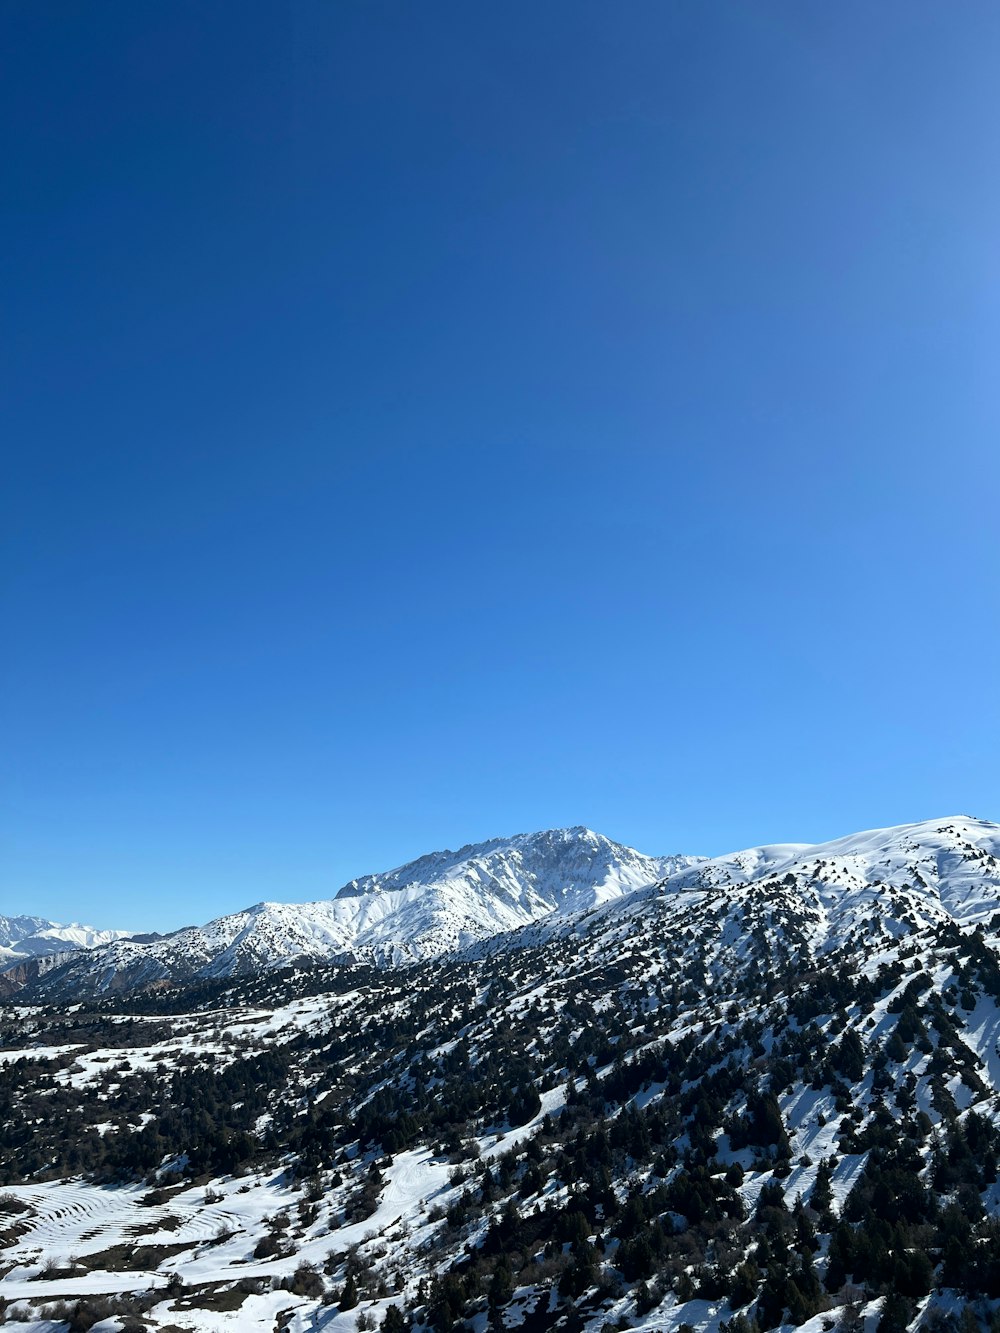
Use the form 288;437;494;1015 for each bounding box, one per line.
382;1307;408;1333
878;1292;914;1333
340;1274;359;1311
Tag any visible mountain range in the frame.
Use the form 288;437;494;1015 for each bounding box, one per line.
5;815;998;1002
1;827;697;997
3;812;1000;1333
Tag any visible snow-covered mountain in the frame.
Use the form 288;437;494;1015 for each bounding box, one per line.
332;826;697;959
0;913;129;962
11;827;695;996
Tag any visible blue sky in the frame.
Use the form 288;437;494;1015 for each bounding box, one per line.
3;2;999;931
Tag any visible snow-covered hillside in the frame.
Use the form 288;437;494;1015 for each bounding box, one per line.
12;827;695;998
658;813;1000;942
664;814;999;912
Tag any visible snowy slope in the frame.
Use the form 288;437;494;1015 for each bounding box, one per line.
658;813;1000;945
462;816;1000;1002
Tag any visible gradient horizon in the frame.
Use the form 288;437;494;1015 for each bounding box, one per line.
3;2;999;931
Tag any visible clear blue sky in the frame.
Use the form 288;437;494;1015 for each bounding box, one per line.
3;3;999;931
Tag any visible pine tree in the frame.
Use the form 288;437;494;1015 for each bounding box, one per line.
488;1260;512;1331
834;1031;865;1083
878;1292;914;1333
811;1157;835;1226
382;1307;408;1333
730;1261;760;1309
340;1274;359;1311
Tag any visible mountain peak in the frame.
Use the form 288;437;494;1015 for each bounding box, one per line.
333;825;672;910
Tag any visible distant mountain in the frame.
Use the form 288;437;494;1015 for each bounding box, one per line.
9;828;696;997
491;814;1000;983
0;913;130;962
